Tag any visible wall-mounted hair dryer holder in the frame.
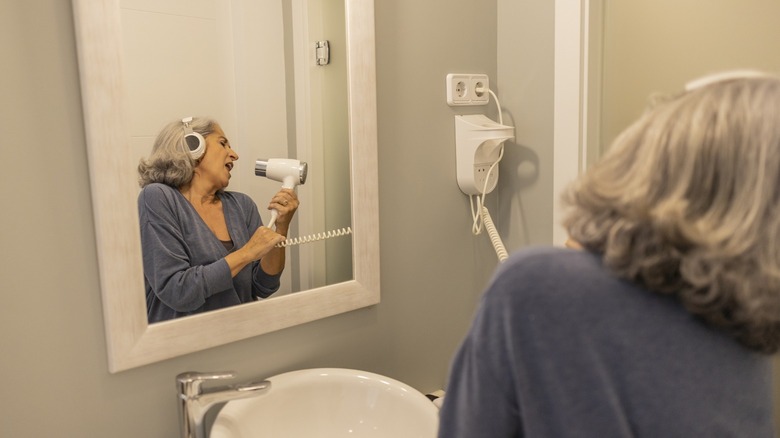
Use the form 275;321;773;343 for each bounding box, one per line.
455;114;514;195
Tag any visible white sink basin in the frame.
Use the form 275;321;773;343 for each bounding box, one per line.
209;368;439;437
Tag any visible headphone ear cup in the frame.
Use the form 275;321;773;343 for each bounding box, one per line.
184;132;206;160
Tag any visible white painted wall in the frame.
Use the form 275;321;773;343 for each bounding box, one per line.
598;0;780;154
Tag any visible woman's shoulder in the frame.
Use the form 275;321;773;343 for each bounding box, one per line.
140;182;178;196
138;183;180;207
500;246;600;276
489;246;608;300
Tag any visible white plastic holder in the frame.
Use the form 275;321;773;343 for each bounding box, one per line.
455;114;515;195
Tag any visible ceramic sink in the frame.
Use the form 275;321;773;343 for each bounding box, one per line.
209;368;438;437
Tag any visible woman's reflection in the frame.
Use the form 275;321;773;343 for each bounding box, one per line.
137;117;299;323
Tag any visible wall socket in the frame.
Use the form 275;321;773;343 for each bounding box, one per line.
446;73;489;106
474;163;498;193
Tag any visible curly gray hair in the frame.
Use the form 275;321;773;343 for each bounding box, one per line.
138;117;218;188
563;74;780;353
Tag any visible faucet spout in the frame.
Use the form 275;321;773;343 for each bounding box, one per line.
177;371;271;438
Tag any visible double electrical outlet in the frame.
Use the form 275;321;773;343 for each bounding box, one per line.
446;73;490;106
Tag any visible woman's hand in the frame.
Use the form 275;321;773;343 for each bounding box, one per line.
244;226;286;260
268;188;299;233
226;226;285;277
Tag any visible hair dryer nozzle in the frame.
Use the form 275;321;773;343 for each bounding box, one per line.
255;158;308;188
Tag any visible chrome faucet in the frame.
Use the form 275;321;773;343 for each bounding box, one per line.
176;371;271;438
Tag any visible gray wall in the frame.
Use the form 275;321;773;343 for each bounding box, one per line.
496;0;555;249
0;0;555;436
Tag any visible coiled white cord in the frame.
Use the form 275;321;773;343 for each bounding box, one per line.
275;227;352;248
481;206;508;262
468;88;510;263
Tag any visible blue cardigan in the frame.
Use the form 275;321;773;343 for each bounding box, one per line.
138;183;280;323
439;246;774;437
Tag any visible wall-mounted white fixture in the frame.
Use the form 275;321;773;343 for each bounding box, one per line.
446;73;490;106
455;114;514;195
448;77;514;262
315;40;330;66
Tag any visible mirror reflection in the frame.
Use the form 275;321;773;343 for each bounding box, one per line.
138;118;301;322
120;0;353;322
73;0;378;371
587;0;780;164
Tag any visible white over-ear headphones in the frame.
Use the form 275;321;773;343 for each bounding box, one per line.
181;117;206;160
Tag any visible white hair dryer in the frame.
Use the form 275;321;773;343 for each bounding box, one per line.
255;158;308;228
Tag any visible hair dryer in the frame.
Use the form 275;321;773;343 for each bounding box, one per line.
255;158;308;228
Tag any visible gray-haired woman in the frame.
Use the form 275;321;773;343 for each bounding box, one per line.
137;117;298;323
440;72;780;437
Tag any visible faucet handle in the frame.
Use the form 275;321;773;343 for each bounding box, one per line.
176;371;236;397
177;371;236;383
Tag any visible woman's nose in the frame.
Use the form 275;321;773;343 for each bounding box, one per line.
230;147;239;160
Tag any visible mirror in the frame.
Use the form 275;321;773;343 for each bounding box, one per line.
585;0;780;164
72;0;379;372
552;0;780;244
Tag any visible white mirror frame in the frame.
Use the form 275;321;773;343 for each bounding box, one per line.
72;0;379;373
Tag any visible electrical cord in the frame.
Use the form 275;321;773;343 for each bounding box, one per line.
468;88;510;262
482;206;509;262
275;227;352;248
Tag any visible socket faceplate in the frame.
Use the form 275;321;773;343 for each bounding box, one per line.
446;73;489;106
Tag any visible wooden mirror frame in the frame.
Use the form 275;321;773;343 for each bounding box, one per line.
72;0;379;373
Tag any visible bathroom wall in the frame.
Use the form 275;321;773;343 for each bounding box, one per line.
495;0;555;249
598;0;780;155
0;0;554;436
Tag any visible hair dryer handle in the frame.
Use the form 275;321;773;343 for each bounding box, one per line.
268;210;279;229
281;175;298;189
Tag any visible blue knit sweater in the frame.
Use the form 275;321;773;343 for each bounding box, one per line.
138;183;280;323
439;246;773;437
